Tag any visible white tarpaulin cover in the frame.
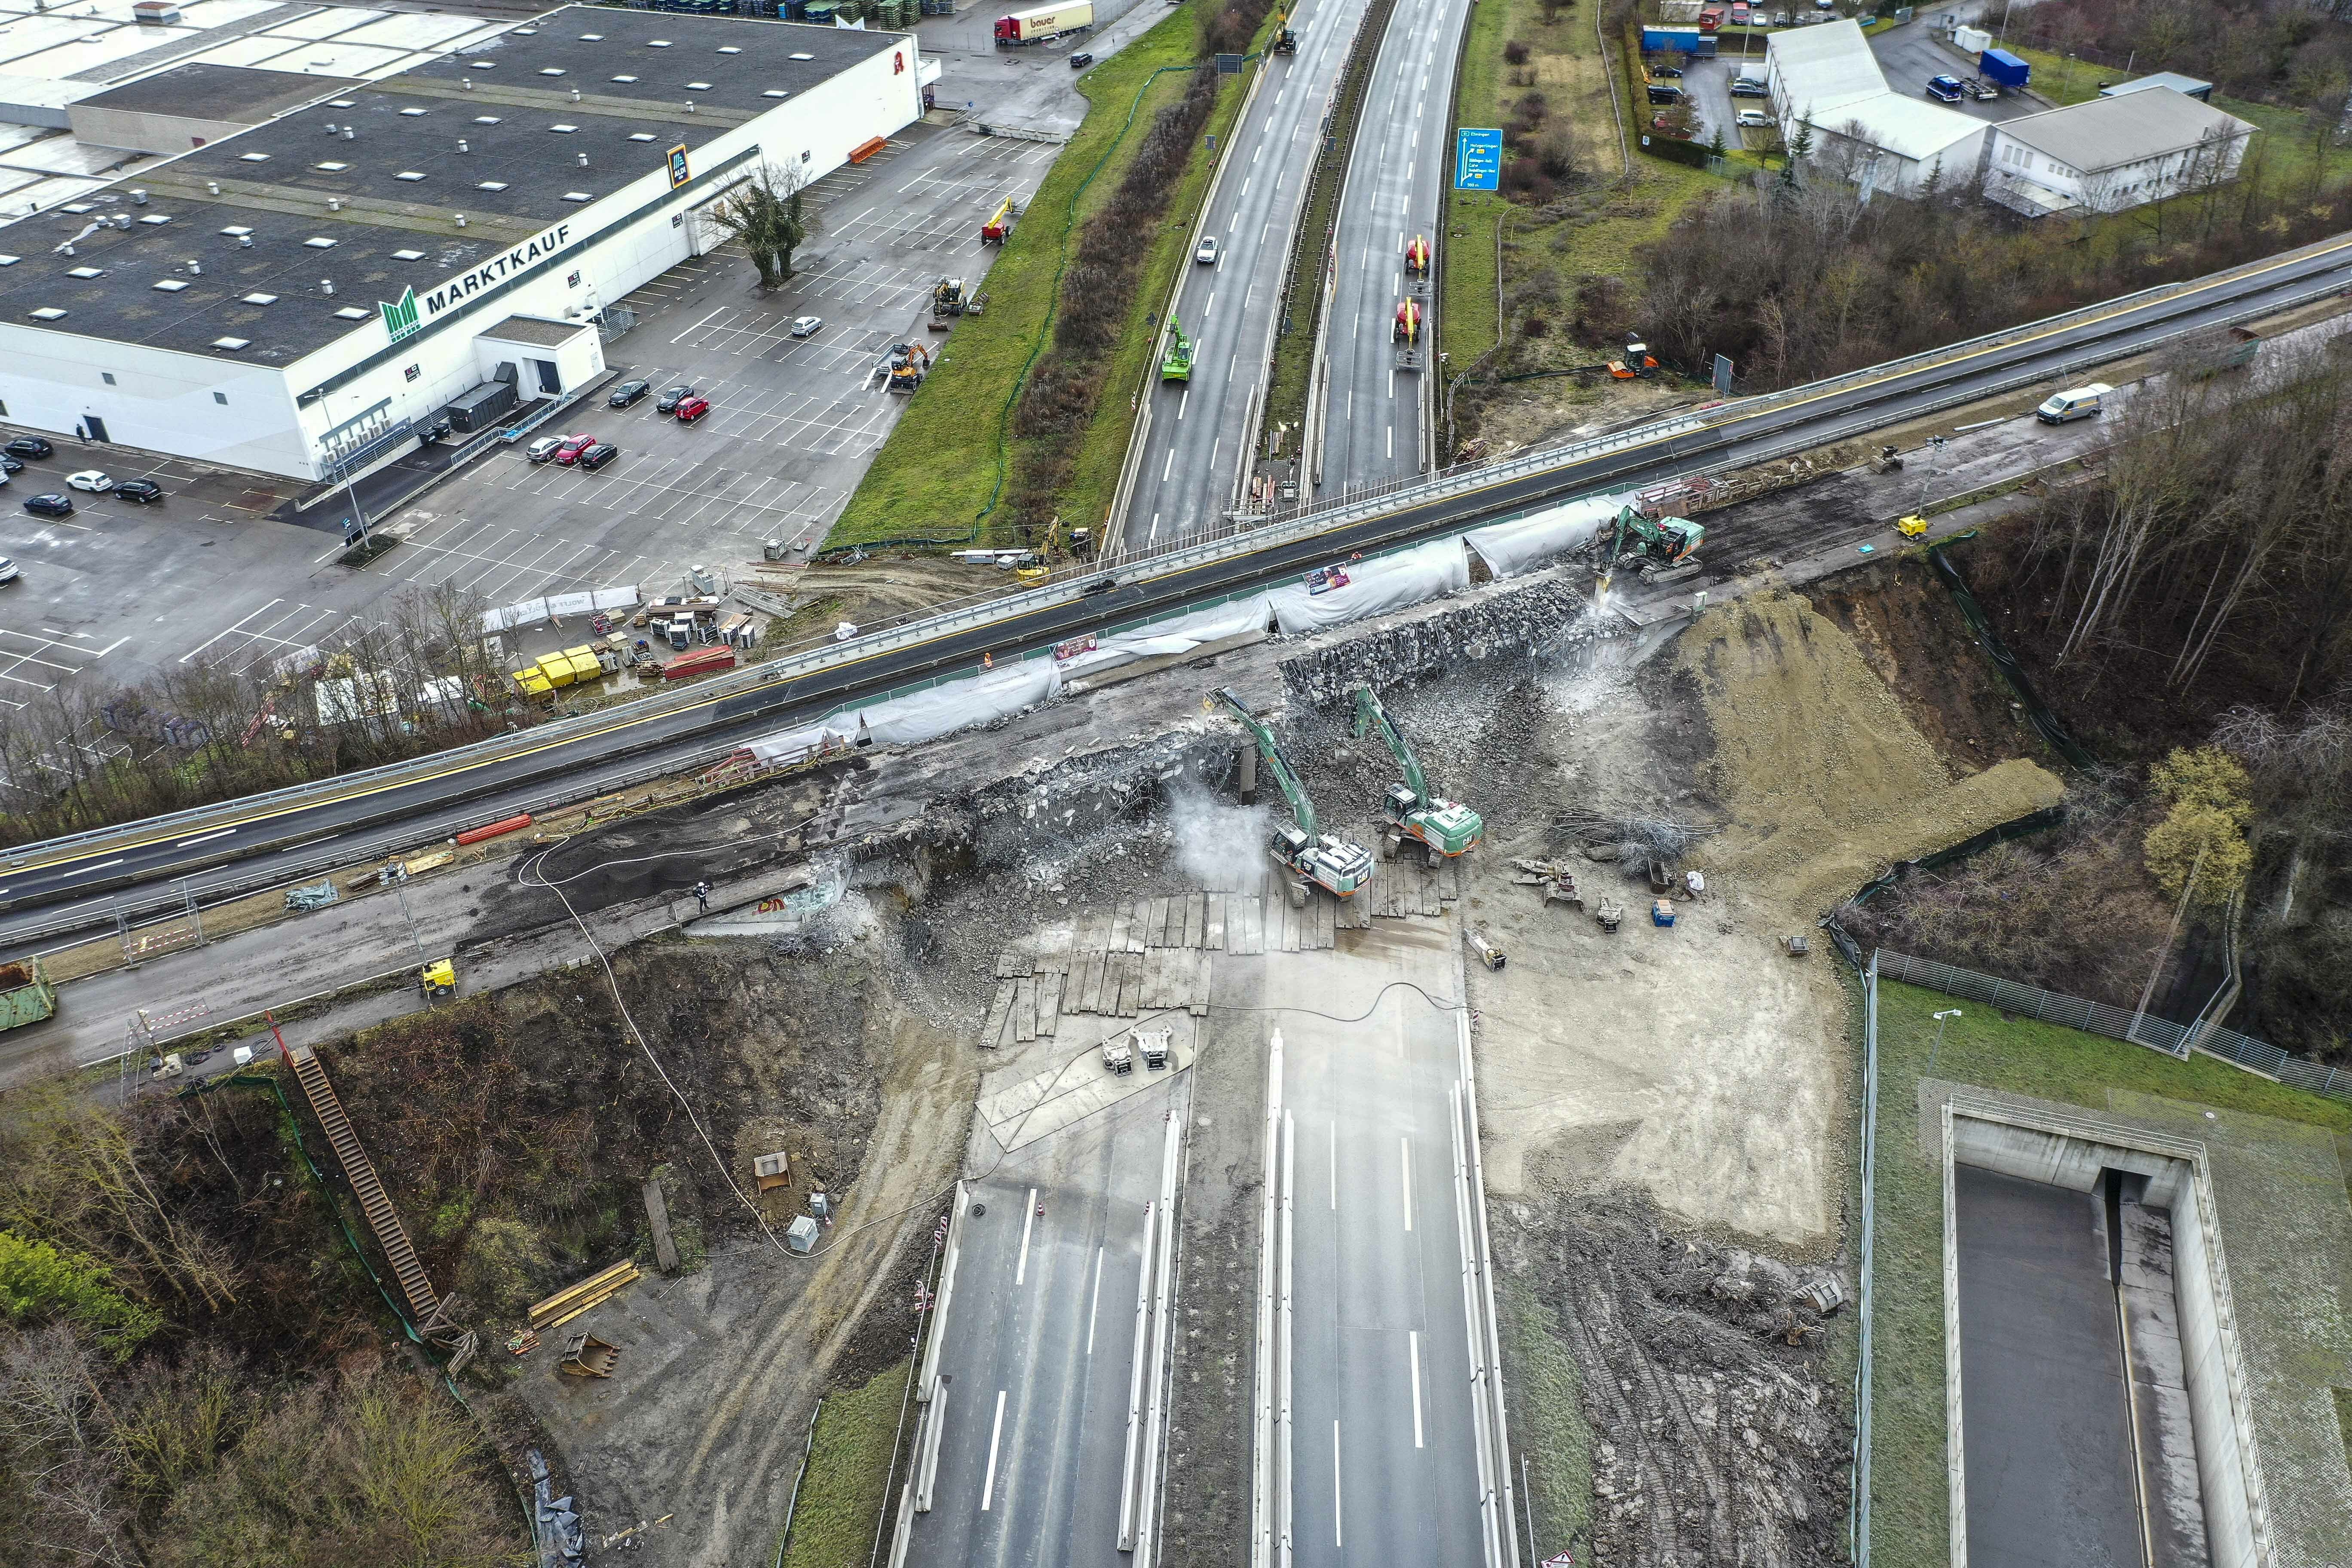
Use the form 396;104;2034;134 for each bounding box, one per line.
1057;594;1274;678
480;585;640;634
743;656;1064;766
1462;493;1632;579
1267;537;1470;634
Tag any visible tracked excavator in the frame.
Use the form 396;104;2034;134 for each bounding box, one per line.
1599;504;1703;573
1352;686;1484;864
1161;315;1194;382
1216;688;1372;897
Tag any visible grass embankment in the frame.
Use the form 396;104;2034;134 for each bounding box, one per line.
1438;0;1719;435
824;15;1251;554
776;1360;913;1568
1863;977;2352;1568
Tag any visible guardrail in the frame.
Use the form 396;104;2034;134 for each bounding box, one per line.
11;233;2350;885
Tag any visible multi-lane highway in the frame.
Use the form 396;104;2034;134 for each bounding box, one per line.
9;228;2352;939
1115;0;1372;553
1320;0;1468;491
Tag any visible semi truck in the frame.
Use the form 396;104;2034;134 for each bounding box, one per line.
995;2;1092;45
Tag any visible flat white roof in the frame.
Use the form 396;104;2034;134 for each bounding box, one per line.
1813;90;1987;162
1767;18;1884;116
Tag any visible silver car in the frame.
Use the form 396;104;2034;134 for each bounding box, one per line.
527;435;564;462
790;315;824;338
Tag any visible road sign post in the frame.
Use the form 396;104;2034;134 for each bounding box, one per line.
1454;128;1502;190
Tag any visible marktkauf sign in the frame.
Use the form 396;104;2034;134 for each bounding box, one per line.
378;220;576;342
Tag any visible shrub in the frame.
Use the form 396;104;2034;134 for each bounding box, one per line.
1505;39;1531;64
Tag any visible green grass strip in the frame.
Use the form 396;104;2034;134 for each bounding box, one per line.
775;1359;914;1568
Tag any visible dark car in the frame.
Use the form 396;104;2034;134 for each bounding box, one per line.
113;478;163;504
655;384;697;413
23;493;71;518
0;456;21;474
1730;78;1770;96
6;436;52;460
674;396;711;424
1069;50;1093;67
1650;65;1683;77
577;442;619;471
1646;83;1683;103
608;379;651;408
1926;74;1964;102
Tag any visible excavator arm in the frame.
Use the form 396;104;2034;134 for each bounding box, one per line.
1351;686;1429;807
1216;687;1318;842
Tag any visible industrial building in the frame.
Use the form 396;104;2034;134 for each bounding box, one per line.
0;6;926;481
1984;88;2256;217
1765;19;1988;195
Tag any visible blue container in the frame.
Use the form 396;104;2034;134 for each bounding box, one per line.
1978;48;2030;88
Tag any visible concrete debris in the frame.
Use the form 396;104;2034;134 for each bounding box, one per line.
1279;578;1602;710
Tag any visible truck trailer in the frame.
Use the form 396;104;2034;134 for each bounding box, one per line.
995;2;1092;44
1978;48;2030;90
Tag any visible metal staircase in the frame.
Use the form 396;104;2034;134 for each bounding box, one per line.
285;1041;439;1320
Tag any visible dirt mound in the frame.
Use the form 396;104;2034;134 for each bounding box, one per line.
1494;1187;1848;1568
1677;586;2064;920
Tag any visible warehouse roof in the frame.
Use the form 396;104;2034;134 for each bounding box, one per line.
1767;19;1885;116
72;62;357;125
0;6;902;362
1809;91;1985;163
2100;72;2214;101
1995;88;2254;175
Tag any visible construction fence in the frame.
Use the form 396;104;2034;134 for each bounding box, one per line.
1875;949;2352;1104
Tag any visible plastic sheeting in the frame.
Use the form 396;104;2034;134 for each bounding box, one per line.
1461;492;1632;579
1057;594;1274;678
480;585;641;634
743;656;1065;766
1266;537;1470;634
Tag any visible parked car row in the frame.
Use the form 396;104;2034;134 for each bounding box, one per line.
0;432;169;516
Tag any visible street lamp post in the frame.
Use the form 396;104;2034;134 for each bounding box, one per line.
1926;1008;1963;1075
304;385;373;554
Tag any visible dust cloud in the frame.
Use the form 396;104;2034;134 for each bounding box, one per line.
1165;780;1271;890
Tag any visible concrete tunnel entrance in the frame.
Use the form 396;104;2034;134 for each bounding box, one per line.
1942;1099;2275;1568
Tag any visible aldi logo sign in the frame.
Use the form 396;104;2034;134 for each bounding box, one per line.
380;285;421;342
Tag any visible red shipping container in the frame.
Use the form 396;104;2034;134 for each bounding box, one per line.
662;649;736;680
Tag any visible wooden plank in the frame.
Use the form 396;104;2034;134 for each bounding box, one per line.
1078;952;1101;1014
1039;926;1072;974
1337;887;1370;929
980;980;1014;1048
1155;896;1178;947
1151;948;1171;1010
1109;901;1133;953
1084;907;1114;954
1014;978;1036;1042
1184;893;1206;949
1118;953;1141;1017
1190;951;1212;1016
1316;895;1335;949
1282;893;1302;953
1038;971;1062;1032
1136;949;1157;1011
1422;871;1441;918
1439;855;1460;903
642;1179;679;1274
1246;897;1265;955
995;948;1032;979
1206;894;1227;949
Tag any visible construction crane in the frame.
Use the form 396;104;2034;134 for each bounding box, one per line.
1161;315;1194;382
1352;686;1483;863
1216;688;1372;897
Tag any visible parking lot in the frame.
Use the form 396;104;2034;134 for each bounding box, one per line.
1868;17;2048;124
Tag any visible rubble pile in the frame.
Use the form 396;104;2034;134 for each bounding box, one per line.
1501;1189;1849;1568
1278;577;1598;709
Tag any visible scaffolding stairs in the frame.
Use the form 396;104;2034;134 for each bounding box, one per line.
286;1042;440;1322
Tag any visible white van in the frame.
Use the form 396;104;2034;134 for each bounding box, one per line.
2036;383;2113;423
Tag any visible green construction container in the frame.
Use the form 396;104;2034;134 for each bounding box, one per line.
0;958;56;1032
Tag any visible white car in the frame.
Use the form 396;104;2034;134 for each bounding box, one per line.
1195;235;1220;265
0;555;16;584
66;470;113;492
526;435;564;462
790;315;824;338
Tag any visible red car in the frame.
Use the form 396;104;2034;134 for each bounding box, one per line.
674;396;711;424
552;432;597;465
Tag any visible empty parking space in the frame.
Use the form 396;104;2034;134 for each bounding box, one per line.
0;625;122;708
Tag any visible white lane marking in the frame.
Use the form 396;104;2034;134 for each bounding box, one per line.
178;600;280;664
1333;1421;1344;1546
1388;425;1394;460
1211;438;1220;470
982;1389;1008;1511
1401;1138;1413;1231
1087;1244;1104;1355
1205;291;1217;319
67;858;125;878
1149;511;1161;544
671;306;726;344
1178;389;1189;422
1409;1330;1424;1447
1017;1187;1037;1285
1329;1120;1337;1209
175;827;236;848
1229;353;1238;382
1161;450;1175;483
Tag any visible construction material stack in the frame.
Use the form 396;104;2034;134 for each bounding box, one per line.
1352;685;1483;865
1216;688;1373;897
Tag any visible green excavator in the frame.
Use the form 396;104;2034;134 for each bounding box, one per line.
1161;316;1194;383
1353;686;1484;864
1217;688;1373;897
1599;504;1703;574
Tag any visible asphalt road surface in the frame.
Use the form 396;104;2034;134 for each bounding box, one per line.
1268;923;1485;1564
9;227;2352;939
914;1076;1185;1568
1115;0;1372;554
1954;1165;2145;1568
1319;0;1470;493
